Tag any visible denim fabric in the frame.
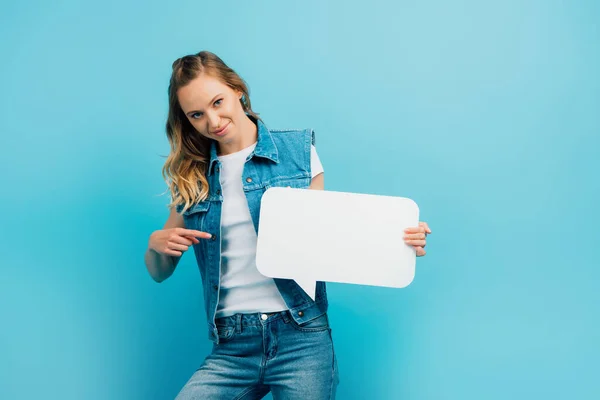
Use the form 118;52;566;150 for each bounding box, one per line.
175;310;339;400
177;116;328;344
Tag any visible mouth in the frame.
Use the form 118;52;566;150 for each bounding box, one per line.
211;121;230;136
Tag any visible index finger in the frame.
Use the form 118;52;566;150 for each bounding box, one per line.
419;221;432;234
404;226;425;234
177;228;212;239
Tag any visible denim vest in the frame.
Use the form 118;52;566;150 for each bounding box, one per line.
177;116;328;343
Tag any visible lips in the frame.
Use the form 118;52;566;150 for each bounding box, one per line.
211;121;230;136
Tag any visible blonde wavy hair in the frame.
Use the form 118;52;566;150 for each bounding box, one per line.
163;51;260;213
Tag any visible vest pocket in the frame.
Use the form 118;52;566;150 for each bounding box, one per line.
183;201;210;215
265;176;310;189
182;201;211;231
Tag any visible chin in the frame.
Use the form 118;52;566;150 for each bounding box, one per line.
216;129;235;142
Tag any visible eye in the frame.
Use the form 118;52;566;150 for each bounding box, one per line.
190;112;203;119
214;99;223;106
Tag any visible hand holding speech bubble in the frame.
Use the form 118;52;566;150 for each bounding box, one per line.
256;188;420;300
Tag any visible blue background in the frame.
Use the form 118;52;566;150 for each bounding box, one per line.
1;0;598;399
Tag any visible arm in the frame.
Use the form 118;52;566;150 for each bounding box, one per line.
144;207;184;283
309;172;324;190
144;207;211;283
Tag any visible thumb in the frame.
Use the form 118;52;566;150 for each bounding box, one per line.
183;235;200;244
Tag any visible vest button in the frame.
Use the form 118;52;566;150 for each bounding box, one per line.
215;167;220;173
216;189;221;195
246;177;253;183
211;234;217;241
298;311;304;317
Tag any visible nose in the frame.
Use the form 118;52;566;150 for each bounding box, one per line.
207;112;221;131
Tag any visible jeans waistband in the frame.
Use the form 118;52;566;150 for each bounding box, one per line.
215;310;291;328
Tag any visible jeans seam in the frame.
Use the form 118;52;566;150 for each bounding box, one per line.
258;327;267;384
232;385;259;400
329;329;336;400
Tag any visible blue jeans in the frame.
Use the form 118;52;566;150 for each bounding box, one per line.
175;310;339;399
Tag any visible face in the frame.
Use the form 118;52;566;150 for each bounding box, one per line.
177;73;245;145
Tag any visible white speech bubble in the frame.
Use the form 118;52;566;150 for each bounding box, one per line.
256;188;420;300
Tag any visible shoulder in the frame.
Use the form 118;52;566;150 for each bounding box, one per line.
268;127;316;146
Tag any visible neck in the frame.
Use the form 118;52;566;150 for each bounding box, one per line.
217;114;258;156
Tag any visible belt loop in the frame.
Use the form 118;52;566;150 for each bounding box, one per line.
235;314;242;334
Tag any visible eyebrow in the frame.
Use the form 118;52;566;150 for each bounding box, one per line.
185;93;223;116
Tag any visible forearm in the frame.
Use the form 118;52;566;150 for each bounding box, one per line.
144;247;179;283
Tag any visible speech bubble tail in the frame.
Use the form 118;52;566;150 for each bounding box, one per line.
295;279;317;301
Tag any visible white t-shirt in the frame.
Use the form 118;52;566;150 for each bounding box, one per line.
215;143;324;318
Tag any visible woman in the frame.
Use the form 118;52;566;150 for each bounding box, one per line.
144;51;431;399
